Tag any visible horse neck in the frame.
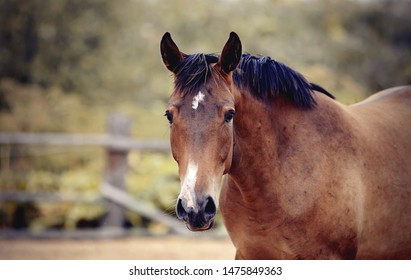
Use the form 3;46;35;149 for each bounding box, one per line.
228;90;356;204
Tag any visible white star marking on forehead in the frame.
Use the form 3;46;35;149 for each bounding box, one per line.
192;91;205;110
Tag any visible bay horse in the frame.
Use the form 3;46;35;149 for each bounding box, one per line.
160;32;411;259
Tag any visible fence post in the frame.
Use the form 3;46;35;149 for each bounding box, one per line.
102;113;131;231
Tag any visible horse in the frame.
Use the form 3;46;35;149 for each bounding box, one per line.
160;31;411;259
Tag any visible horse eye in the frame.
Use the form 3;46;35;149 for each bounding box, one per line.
224;109;235;123
164;110;173;124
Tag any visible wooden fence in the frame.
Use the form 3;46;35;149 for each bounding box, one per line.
0;113;194;238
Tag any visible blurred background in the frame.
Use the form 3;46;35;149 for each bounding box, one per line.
0;0;410;259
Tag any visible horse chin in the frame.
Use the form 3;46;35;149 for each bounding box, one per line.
185;219;214;232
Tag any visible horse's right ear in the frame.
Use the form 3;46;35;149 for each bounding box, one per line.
160;32;184;73
218;32;242;74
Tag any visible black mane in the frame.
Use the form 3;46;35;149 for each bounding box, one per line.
233;54;333;108
173;53;333;107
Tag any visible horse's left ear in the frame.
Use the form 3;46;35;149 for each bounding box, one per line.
218;32;242;74
160;32;184;73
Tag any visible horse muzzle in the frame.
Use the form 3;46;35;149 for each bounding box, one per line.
176;195;217;231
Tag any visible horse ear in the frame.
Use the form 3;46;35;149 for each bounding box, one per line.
160;32;184;73
218;32;242;74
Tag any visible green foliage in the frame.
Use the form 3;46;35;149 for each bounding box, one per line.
125;152;180;228
0;78;106;133
2;0;410;107
127;152;179;210
336;0;411;91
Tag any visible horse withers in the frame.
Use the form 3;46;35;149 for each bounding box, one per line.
160;32;411;259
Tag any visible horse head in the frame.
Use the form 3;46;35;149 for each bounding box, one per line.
160;32;242;231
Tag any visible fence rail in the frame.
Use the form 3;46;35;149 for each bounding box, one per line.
0;132;169;152
0;191;102;203
0;113;200;238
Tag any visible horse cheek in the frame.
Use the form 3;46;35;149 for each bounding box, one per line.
219;127;234;174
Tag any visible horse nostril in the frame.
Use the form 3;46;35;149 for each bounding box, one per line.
176;198;188;220
204;196;217;218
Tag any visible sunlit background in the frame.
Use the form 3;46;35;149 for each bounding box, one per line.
0;0;410;259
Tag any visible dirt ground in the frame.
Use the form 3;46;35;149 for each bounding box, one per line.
0;237;236;260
